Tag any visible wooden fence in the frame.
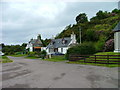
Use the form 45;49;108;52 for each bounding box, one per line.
69;54;120;64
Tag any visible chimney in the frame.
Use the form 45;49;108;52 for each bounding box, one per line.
37;34;41;40
71;32;76;44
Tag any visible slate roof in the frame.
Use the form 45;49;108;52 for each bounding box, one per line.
113;22;120;32
47;37;72;48
29;39;43;47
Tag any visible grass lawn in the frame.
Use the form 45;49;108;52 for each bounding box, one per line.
95;52;120;55
9;54;27;57
0;56;13;63
44;55;66;62
67;52;120;67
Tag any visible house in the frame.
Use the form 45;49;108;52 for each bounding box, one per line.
44;32;77;54
113;22;120;52
26;34;43;52
0;44;4;56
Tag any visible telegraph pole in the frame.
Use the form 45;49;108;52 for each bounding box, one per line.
79;26;81;44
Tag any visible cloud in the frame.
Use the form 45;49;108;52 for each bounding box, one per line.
1;1;118;45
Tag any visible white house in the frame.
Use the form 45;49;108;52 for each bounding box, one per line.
113;22;120;52
43;32;77;54
26;34;43;52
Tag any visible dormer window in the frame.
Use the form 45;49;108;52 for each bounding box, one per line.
62;40;65;44
62;38;66;44
53;41;55;44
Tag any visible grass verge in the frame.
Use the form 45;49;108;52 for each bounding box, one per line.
9;54;27;57
44;55;66;62
0;56;13;63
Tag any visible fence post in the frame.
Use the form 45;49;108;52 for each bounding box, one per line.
84;56;86;63
95;55;96;63
107;55;109;64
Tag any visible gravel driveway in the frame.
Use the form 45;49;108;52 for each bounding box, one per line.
0;56;119;88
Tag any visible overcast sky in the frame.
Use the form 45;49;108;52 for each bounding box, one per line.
0;0;119;45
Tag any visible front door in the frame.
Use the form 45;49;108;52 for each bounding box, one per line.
54;48;58;52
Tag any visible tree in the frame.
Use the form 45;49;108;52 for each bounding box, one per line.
21;43;27;47
75;13;88;24
42;39;51;46
96;10;109;19
112;9;120;14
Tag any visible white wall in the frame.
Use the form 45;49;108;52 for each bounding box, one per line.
58;47;69;54
41;47;46;51
30;47;33;52
58;48;61;53
26;43;33;52
114;32;120;52
63;47;69;54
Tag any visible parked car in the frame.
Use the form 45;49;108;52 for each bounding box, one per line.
51;52;64;56
0;51;4;56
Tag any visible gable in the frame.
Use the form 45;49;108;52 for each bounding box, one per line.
29;39;43;47
113;22;120;32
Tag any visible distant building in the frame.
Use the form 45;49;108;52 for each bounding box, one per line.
0;44;4;56
43;32;77;54
113;22;120;52
26;34;43;52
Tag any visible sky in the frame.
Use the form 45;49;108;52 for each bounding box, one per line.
0;0;119;45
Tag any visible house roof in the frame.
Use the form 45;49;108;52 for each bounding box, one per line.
47;37;71;48
29;39;43;47
113;22;120;32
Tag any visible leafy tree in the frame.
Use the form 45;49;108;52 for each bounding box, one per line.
21;43;27;47
85;29;99;41
75;13;88;24
2;44;27;55
96;10;109;19
112;8;120;14
42;39;51;46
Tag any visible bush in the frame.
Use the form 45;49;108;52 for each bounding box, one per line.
95;40;105;52
40;50;47;59
103;39;114;52
28;52;36;57
15;52;22;55
66;42;96;59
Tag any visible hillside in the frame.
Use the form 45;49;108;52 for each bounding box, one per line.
55;9;120;52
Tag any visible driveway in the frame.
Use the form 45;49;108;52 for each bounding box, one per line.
0;56;119;88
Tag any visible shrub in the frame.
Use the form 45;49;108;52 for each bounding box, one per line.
28;52;36;57
95;40;105;52
66;42;96;59
15;52;22;55
103;39;114;52
40;50;47;59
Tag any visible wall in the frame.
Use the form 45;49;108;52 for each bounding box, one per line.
114;31;120;52
58;47;69;54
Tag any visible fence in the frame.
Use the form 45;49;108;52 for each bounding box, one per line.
69;54;120;64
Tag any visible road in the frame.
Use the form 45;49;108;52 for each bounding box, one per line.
0;56;119;88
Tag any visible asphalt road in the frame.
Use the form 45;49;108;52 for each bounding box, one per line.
0;56;119;88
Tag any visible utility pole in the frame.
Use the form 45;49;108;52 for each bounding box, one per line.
79;26;81;44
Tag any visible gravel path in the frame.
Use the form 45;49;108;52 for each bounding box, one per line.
0;56;119;88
